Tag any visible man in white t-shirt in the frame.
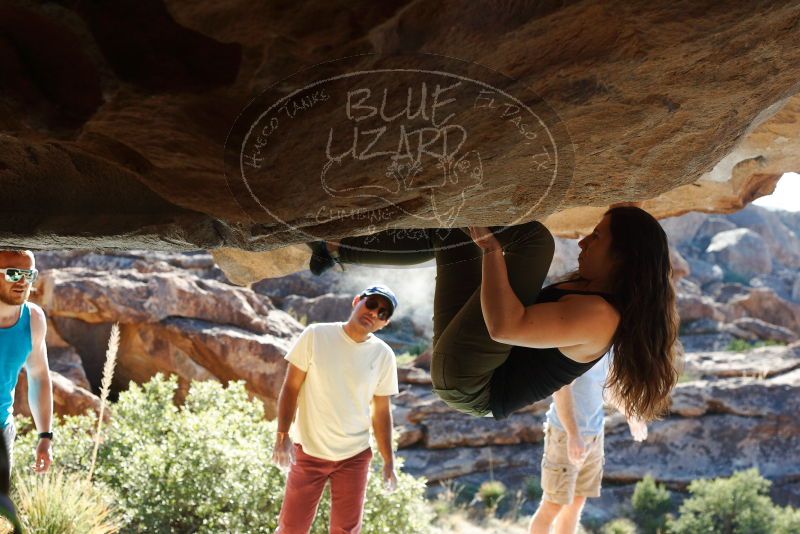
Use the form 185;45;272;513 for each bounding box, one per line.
272;284;400;534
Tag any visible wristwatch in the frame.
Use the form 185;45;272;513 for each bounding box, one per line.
38;431;53;441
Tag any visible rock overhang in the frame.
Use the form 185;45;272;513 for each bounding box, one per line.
1;1;799;279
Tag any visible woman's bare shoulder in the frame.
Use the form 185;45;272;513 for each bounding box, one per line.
556;295;619;361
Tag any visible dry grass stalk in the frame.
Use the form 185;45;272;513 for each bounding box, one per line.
87;323;120;481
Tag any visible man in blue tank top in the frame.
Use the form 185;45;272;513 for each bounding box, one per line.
530;353;648;534
0;250;53;474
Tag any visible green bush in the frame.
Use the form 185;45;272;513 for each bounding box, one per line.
631;475;672;533
13;375;433;533
601;517;637;534
669;469;778;534
774;506;800;534
358;454;434;534
13;469;122;534
524;475;543;502
477;480;507;513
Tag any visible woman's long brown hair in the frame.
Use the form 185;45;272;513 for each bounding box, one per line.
605;206;680;421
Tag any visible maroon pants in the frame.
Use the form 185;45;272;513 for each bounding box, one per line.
277;444;373;534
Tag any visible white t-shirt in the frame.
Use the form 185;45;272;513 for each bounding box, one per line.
285;322;399;461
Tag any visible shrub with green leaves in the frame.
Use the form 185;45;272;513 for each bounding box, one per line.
631;474;672;533
601;517;637;534
774;505;800;534
356;454;434;534
477;480;507;513
669;469;782;534
524;475;543;502
13;375;433;533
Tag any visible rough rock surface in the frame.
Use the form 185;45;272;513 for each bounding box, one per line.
728;288;800;334
397;341;800;518
29;251;304;417
2;2;800;268
681;343;800;379
732;317;797;343
14;370;101;419
705;228;772;278
35;268;281;335
676;294;724;323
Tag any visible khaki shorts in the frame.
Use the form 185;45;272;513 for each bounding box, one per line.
540;424;604;505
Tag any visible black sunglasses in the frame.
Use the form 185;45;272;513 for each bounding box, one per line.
362;295;392;321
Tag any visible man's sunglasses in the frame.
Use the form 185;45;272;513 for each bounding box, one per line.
1;268;39;284
362;295;392;321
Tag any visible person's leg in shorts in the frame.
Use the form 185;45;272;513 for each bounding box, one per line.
531;425;578;532
338;221;554;415
553;432;604;531
530;426;604;534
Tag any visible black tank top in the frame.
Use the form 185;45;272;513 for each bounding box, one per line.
489;283;617;420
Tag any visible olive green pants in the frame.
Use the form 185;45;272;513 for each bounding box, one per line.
338;221;555;416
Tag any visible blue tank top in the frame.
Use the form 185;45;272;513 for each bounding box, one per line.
0;304;32;428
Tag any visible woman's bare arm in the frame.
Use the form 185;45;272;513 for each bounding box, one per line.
470;226;618;359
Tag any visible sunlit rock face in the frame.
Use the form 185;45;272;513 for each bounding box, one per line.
2;1;800;258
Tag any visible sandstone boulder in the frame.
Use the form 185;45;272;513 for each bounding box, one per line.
706;228;772;279
685;257;724;287
282;293;352;324
675;277;702;296
33;263;306;416
727;205;800;269
118;318;300;417
252;270;344;300
35;268;279;334
35;250;218;276
412;347;433;370
421;413;545;449
707;282;751;303
397;366;433;385
732;317;797;343
47;346;91;390
396;425;424;448
660;212;707;246
682;343;800;379
14;369;102;419
680;333;737;353
676;293;724;323
604;414;800;485
212;246;312;286
680;319;724;336
670;248;690;281
400;443;542;482
670;371;800;418
728;288;800;334
694;216;737;249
